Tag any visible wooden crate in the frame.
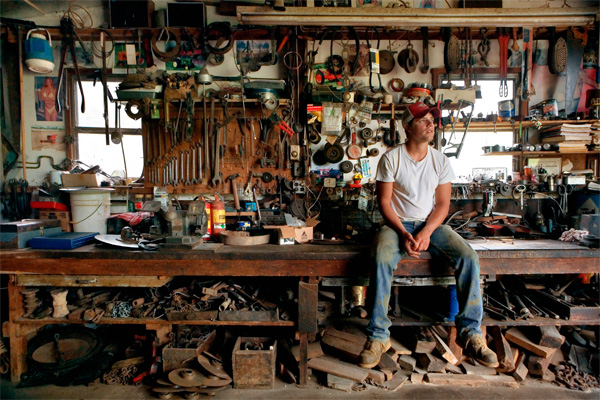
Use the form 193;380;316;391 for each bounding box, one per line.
232;337;277;389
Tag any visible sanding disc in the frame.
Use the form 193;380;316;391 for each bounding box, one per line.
168;368;207;387
379;50;395;75
339;160;353;173
325;143;344;163
198;353;230;380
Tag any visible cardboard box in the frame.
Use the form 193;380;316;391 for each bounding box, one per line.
39;210;71;232
61;173;104;188
264;219;319;245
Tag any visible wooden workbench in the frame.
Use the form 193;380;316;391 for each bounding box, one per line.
1;239;598;383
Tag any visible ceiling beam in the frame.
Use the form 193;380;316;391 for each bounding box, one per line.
237;6;598;28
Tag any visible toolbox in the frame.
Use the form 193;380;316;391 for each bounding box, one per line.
28;232;98;250
232;337;276;389
0;220;62;249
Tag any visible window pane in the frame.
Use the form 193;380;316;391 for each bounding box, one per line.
78;133;144;178
445;131;513;181
76;81;140;129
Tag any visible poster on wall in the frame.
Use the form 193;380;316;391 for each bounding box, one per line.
35;77;63;122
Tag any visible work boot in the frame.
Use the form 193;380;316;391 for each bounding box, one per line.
460;334;499;368
358;339;391;369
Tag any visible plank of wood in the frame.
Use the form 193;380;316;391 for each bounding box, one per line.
327;374;353;392
307;356;368;383
389;336;412;355
324;327;368;345
512;352;528;383
381;370;410;391
445;362;463;374
298;282;318;333
425;373;518;388
431;328;459;366
461;360;498;376
417;353;446;373
291;342;323;362
549;348;565;366
321;333;363;362
398;354;417;372
505;328;556;358
447;326;463;362
377;352;400;372
413;327;436;354
490;326;515;373
534;325;565;349
411;373;425;384
366;369;386;385
381;369;394;381
527;355;550;376
386;348;398;362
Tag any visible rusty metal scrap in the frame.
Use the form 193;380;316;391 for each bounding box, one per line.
554;363;600;391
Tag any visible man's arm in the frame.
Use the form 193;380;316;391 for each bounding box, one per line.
411;182;451;252
376;181;420;257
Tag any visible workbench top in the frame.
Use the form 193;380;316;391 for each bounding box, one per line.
0;239;597;277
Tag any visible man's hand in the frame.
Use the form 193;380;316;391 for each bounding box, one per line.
401;231;421;258
412;229;432;253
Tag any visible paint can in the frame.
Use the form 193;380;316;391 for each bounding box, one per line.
498;100;515;118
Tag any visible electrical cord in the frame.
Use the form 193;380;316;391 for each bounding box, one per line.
63;1;93;29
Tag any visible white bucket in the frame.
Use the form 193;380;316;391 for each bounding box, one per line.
69;189;112;234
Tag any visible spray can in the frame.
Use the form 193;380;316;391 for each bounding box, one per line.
211;194;225;238
205;202;212;238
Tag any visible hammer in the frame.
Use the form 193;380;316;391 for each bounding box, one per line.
227;174;241;211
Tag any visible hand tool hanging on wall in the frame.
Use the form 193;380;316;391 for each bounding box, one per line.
420;27;429;74
521;28;535;101
477;27;490;66
55;17;86;114
398;40;419;74
498;28;510;97
443;100;474;159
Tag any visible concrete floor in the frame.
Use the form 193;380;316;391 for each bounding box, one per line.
2;375;599;400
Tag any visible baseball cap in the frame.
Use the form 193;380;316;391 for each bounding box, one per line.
402;102;441;126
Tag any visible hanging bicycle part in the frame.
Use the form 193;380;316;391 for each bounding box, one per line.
55;16;87;114
478;27;490;66
443;100;474;159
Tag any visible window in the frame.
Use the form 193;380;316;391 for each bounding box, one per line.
438;78;517;182
72;77;144;179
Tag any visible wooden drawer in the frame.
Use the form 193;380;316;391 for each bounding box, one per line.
15;275;173;287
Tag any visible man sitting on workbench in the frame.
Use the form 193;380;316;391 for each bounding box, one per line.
359;102;498;369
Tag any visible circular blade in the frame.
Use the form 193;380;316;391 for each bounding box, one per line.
168;368;207;387
197;354;230;380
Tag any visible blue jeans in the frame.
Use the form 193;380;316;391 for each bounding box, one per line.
366;222;482;342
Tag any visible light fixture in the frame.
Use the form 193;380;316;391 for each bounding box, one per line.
237;6;598;28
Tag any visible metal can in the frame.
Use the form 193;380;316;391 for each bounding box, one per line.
498;100;515;118
539;99;558;117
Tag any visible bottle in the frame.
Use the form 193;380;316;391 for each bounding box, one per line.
134;194;144;211
211;194;225;239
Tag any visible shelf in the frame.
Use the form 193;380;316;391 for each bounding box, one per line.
485;151;599;157
16;317;295;327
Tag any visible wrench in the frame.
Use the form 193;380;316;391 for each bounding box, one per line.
190;146;199;185
185;150;191;186
211;125;223;187
179;151;185;185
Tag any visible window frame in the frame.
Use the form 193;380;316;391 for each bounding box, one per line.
66;69;143;176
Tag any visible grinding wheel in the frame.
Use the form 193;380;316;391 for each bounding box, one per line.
378;50;396;75
197;353;230;380
168;368;208;387
339;160;353;173
312;149;327;166
324;143;344;163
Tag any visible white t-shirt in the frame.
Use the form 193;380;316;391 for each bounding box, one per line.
376;144;455;221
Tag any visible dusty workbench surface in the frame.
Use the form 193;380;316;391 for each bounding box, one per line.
0;239;597;277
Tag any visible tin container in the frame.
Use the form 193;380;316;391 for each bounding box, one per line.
537;99;558;117
498;100;515;118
